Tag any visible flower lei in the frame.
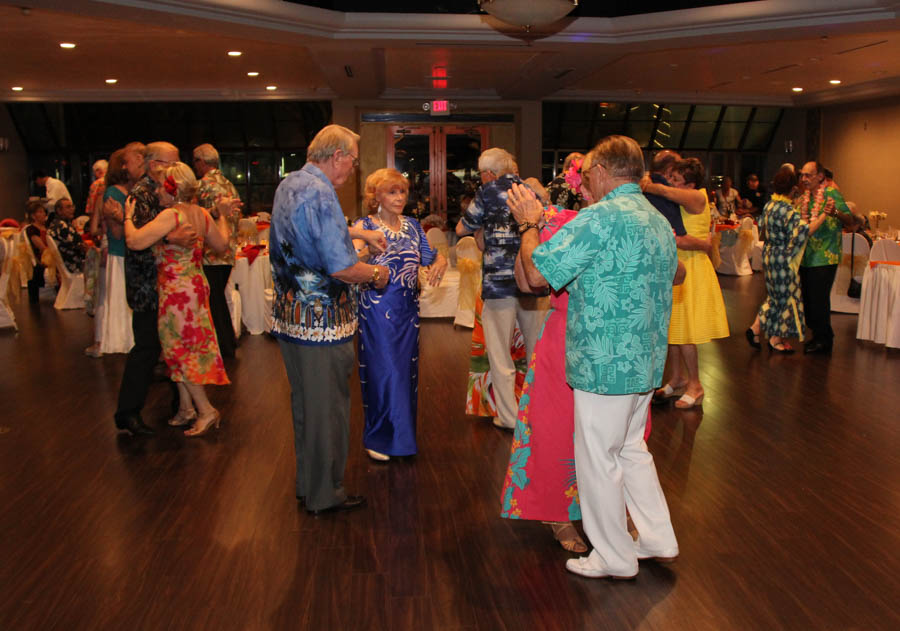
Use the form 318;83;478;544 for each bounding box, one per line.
563;158;583;191
798;185;834;221
164;175;178;197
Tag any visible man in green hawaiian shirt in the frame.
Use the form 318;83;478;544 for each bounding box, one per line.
511;135;684;580
797;161;856;354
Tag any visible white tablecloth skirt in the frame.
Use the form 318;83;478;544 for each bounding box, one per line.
857;264;900;348
229;254;272;335
419;268;460;318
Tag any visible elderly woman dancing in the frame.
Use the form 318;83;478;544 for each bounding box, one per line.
352;168;447;461
124;163;235;436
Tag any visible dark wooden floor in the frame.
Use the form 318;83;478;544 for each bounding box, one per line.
1;274;899;631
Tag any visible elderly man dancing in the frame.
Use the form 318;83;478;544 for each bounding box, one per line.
511;135;684;579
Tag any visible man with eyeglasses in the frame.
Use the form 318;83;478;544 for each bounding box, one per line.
796;161;854;354
270;124;388;516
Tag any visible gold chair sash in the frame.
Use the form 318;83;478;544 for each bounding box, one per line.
41;247;62;285
737;228;755;260
456;257;482;314
15;237;34;282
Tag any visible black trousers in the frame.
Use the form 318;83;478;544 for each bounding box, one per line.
203;264;236;358
799;264;837;344
27;264;45;304
115;309;162;421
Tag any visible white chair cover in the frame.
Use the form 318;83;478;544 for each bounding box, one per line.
716;221;755;276
228;253;272;335
857;262;900;348
14;229;35;288
869;239;900;262
225;285;242;339
453;236;480;328
830;233;870;314
45;235;85;310
73;216;90;232
0;238;17;330
255;211;271;222
426;227;450;260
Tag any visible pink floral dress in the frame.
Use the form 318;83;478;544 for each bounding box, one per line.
154;206;229;385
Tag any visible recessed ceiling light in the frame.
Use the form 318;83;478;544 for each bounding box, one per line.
266;85;278;91
105;78;118;84
247;71;259;77
792;87;804;92
829;79;841;85
227;51;242;57
59;42;76;49
11;86;23;91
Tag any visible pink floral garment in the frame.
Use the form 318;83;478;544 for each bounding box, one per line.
154;207;229;385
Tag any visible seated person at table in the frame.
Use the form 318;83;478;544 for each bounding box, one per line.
48;198;86;273
24;201;48;304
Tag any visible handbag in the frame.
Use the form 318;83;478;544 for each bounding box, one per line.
847;232;862;299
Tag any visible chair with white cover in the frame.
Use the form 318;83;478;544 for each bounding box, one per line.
225;279;242;339
45;235;85;310
13;229;35;288
0;237;17;329
425;227;450;261
255;211;271;222
73;216;90;232
869;238;900;262
453;236;481;328
830;232;871;314
419;230;461;319
716;219;754;276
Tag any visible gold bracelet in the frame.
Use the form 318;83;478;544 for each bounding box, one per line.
371;266;380;283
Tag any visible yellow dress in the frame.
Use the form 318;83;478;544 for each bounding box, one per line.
668;193;730;345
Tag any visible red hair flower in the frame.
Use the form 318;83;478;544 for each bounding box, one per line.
164;175;178;197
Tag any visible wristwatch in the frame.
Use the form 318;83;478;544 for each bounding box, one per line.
517;222;539;235
371;266;380;284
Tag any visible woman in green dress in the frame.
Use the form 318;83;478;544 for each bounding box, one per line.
746;167;830;352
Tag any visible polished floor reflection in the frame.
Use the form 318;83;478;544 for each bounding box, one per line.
1;274;898;630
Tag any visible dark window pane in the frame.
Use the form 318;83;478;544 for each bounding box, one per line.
220;154;246;187
560;123;592;148
664;104;692;121
743;123;777;151
248;153;278;183
214;119;244;149
627;103;659;121
653;121;685;149
683;121;717;148
597;102;626;121
692;105;722;122
277;120;307;148
248;185;277;214
625;121;655;147
754;107;781;123
713;122;745;149
283;152;305;175
722;106;752;123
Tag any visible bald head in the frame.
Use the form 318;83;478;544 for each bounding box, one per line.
650;149;681;175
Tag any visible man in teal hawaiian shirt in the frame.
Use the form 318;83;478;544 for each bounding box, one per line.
797;161;855;354
511;135;684;580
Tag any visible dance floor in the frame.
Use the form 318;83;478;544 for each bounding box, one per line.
1;273;898;630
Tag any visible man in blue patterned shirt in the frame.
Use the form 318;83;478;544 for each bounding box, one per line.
271;124;388;515
512;136;684;580
456;148;548;430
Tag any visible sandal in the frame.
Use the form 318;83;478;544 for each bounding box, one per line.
769;340;795;354
168;407;197;427
745;328;761;349
547;522;588;554
674;392;704;409
653;383;686;403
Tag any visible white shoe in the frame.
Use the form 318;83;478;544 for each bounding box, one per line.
366;449;390;462
634;538;679;563
565;556;636;580
492;417;514;430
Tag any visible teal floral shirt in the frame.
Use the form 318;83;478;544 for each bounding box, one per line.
799;186;851;268
532;183;677;395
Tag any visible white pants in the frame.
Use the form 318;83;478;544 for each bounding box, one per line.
481;295;548;427
573;389;677;576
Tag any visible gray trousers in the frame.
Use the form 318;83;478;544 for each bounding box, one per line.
278;339;354;511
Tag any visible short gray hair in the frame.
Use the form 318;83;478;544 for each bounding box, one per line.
193;143;220;168
587;135;645;181
92;159;108;173
307;125;360;163
478;148;516;177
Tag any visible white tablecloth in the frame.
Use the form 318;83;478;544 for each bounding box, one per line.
857;263;900;348
229;253;272;335
419;268;460;318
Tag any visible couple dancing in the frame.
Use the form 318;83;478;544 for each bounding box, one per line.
113;141;237;437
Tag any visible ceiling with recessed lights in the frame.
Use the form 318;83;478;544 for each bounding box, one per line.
2;0;899;106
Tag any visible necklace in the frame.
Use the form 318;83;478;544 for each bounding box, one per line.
376;207;404;235
798;185;833;222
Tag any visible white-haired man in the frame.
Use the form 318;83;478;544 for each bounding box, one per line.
456;147;548;430
193;143;241;358
270;124;388;516
511;135;684;580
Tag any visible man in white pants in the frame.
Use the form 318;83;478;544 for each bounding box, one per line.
456;148;547;429
510;135;684;579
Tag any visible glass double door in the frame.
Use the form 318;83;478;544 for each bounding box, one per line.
386;125;488;227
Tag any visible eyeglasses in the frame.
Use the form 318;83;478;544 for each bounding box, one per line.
578;163;607;176
340;151;359;168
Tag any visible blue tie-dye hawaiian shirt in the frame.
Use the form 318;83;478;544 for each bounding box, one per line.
269;163;359;345
459;173;524;299
532;183;678;395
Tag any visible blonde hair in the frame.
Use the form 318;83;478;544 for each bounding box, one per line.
307;124;360;163
163;162;199;202
364;168;409;212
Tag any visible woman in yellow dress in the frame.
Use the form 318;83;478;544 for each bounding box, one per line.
642;158;729;408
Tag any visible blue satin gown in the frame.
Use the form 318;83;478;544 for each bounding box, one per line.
356;215;436;456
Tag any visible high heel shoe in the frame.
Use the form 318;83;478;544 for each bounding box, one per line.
652;383;686;403
184;410;220;437
769;340;795;354
168;407;197;427
674;392;704;409
745;328;761;349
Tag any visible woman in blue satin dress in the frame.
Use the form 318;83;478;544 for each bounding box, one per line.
352;169;448;461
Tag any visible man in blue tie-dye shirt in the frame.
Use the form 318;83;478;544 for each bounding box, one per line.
456;148;548;430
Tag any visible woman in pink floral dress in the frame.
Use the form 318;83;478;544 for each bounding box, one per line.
124;162;235;436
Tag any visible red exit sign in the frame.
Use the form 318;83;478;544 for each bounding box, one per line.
430;100;450;116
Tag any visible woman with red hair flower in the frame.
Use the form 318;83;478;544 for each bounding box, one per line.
123;162;237;436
